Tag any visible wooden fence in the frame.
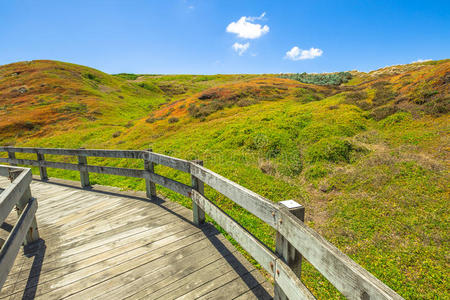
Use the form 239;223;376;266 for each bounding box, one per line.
0;146;403;299
0;165;39;290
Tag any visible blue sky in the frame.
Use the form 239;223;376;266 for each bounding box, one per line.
0;0;449;74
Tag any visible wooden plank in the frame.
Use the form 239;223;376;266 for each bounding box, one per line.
0;169;32;224
144;148;157;199
0;147;145;159
64;233;233;300
3;210;189;285
190;163;279;227
6;152;16;166
145;151;191;173
0;198;37;290
191;160;205;226
143;238;262;300
36;153;48;180
191;190;315;299
146;172;192;197
2;218;202;298
275;259;316;300
0;159;191;197
275;200;305;300
77;148;90;188
277;206;403;300
20;227;217;299
197;269;268;300
191;190;275;276
234;282;274;300
0;147;191;171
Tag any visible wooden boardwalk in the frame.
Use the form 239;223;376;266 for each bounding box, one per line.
0;177;272;300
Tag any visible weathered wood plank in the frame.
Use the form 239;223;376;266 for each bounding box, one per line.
64;232;232;300
190;163;279;227
192;190;315;299
277;206;403;299
191;160;205;226
36;153;48;181
25;229;217;299
144;148;157;199
275;200;305;300
145;151;191;173
0;147;145;159
0;198;37;290
0;147;191;171
0;169;32;225
3;220;203;298
191;189;276;276
3;216;190;289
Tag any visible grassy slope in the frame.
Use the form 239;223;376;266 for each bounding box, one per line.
0;60;448;299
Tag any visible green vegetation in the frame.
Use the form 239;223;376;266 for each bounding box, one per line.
279;72;352;85
0;59;448;299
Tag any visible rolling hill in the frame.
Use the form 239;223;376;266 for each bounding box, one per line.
0;59;449;299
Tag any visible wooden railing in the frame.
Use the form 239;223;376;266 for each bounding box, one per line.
0;165;39;290
0;146;403;299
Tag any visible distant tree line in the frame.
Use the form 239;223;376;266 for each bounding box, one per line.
279;72;352;85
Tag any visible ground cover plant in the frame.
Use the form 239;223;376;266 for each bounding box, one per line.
0;59;448;299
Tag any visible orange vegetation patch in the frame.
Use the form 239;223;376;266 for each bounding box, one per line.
148;77;305;121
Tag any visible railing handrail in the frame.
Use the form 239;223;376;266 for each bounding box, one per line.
0;146;403;299
0;165;39;290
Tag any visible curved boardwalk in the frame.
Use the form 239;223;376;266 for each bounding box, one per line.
0;177;272;300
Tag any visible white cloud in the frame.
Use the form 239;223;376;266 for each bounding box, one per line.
411;58;431;63
285;46;323;60
232;42;250;55
226;13;269;39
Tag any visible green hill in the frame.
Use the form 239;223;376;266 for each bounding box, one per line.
0;59;448;298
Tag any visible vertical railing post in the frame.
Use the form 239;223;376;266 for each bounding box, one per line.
144;148;157;200
36;152;48;181
8;169;40;245
274;200;305;300
7;148;16;166
191;160;205;226
77;147;90;188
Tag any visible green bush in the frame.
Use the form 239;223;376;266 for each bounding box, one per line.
114;73;139;80
279;72;352;86
379;112;412;127
83;73;101;83
294;88;321;103
370;106;400;121
137;82;161;93
306;138;354;163
305;163;329;180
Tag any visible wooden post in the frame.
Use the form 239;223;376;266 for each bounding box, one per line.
77;148;90;188
8;169;40;245
191;160;205;226
37;152;48;181
275;200;305;300
7;150;16;166
144;148;157;200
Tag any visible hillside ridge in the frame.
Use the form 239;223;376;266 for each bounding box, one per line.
0;59;449;299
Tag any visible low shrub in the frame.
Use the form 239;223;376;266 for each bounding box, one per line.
306;138;354;163
137;82;161;93
370;106;400;121
305;163;329;180
379;112;412;127
114;73;139;80
83;73;101;83
168;117;179;123
279;72;352;85
294;88;322;103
